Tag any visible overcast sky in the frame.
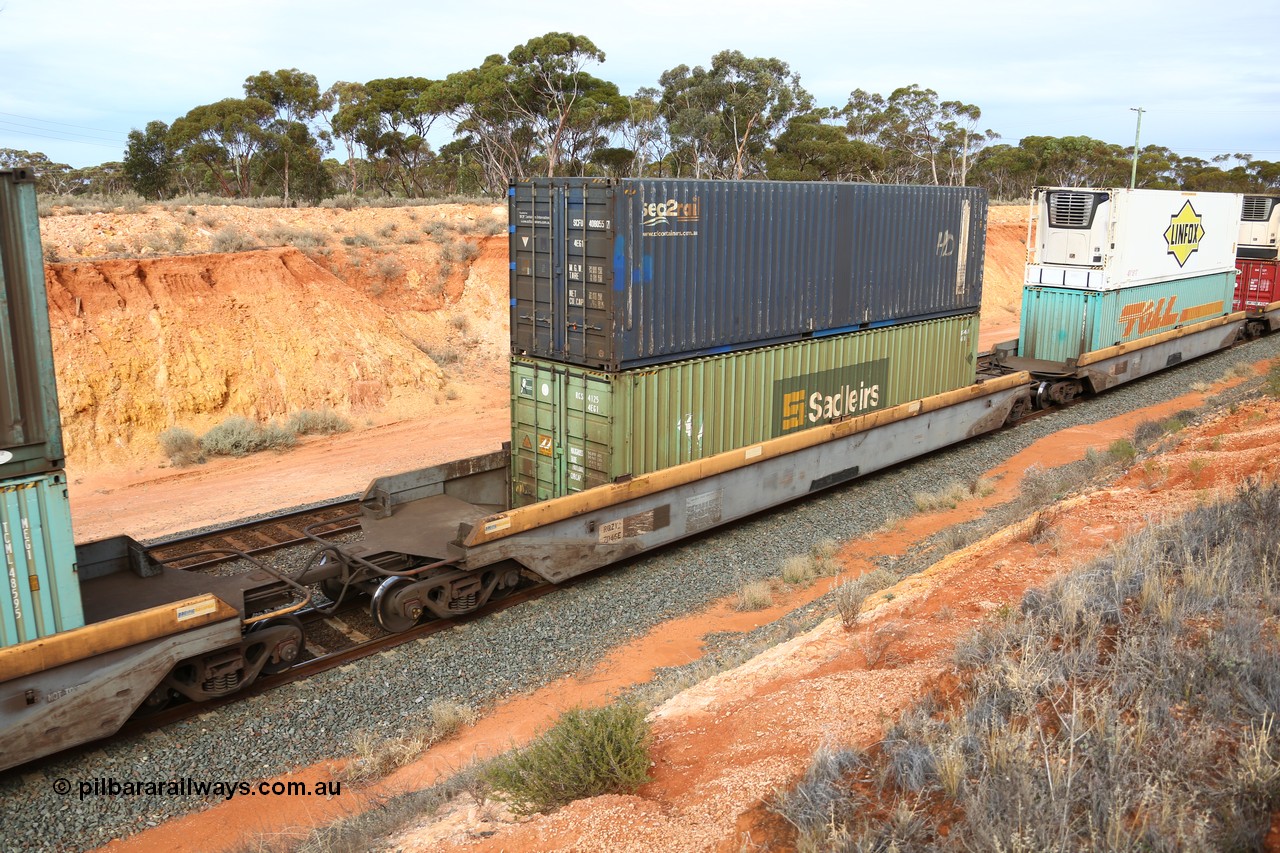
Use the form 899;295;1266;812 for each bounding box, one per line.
5;0;1278;172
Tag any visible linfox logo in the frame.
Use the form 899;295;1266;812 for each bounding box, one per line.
1163;201;1205;267
641;196;701;227
1117;295;1226;337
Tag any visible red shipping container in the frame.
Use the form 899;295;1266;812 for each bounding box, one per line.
1234;259;1280;311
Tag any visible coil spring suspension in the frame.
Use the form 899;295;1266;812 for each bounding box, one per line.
450;592;479;612
202;672;242;695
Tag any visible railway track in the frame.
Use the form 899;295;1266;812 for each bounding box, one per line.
144;499;363;570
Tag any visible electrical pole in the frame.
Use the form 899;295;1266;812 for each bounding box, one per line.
1130;107;1145;189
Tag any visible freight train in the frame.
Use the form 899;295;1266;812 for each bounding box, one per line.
1;171;1274;773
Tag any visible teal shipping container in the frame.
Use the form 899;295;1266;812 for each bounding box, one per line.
0;168;66;479
1017;271;1236;363
0;470;83;648
511;314;980;506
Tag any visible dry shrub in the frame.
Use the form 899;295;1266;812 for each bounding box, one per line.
159;427;204;466
482;703;650;815
736;580;774;611
286;409;352;436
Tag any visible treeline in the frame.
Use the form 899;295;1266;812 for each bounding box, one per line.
9;32;1280;202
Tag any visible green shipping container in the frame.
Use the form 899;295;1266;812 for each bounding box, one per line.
1018;271;1236;363
511;314;980;506
0;471;83;648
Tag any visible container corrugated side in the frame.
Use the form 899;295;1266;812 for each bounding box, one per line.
511;313;979;505
1017;271;1236;363
0;168;65;479
0;470;83;648
511;178;987;371
1234;259;1279;311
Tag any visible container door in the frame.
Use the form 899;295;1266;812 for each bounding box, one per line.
510;360;567;506
560;183;616;367
510;185;557;358
510;182;616;366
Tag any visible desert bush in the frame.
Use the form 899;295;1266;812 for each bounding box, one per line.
835;568;896;629
1266;362;1280;398
1132;418;1165;448
286;409;352;436
771;744;866;835
374;255;405;281
439;237;480;264
377;222;398;238
342;232;376;248
344;700;478;783
159;427;204;466
210;226;256;253
1108;437;1137;462
782;480;1280;850
781;555;818;585
736;580;774;611
449;313;471;333
200;417;296;457
259;224;326;248
482;703;650;815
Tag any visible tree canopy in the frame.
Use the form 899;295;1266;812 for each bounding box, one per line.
15;34;1276;201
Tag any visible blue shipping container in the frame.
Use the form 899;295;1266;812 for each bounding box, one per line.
511;178;987;371
1018;271;1237;363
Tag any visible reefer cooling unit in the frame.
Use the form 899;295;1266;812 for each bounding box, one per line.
1026;187;1241;291
1238;194;1280;260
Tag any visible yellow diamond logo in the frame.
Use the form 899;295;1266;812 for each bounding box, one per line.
1163;200;1205;267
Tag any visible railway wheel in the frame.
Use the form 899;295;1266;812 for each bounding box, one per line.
371;576;425;633
249;615;306;675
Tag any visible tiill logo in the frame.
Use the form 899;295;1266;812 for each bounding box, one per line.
1163;201;1205;267
1117;295;1226;337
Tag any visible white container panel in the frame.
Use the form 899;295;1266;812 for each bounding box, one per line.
1029;187;1241;290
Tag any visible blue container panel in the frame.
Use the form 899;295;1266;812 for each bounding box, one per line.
512;178;986;371
0;471;83;647
1018;271;1237;363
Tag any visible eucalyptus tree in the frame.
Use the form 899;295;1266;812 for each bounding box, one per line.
244;68;332;203
766;107;882;182
659;51;811;179
323;81;372;194
967;143;1038;199
617;87;669;177
442;32;626;190
0;149;73;193
842;84;993;185
123;120;175;199
167;97;275;196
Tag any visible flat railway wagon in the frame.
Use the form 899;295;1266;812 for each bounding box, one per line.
1;177;1272;774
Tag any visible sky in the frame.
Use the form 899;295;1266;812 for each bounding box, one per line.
4;0;1278;172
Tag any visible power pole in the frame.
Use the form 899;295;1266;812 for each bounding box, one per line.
1129;107;1145;189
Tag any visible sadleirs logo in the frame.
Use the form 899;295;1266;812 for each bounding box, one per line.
774;360;889;436
1163;200;1205;267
